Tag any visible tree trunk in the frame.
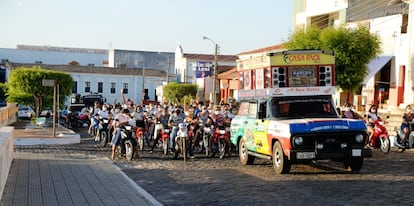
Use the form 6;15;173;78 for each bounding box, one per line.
34;95;42;116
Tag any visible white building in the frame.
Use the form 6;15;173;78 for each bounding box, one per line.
7;62;167;106
293;0;413;110
1;45;175;106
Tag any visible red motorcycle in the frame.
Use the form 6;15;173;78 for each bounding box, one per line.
160;126;171;155
211;125;231;158
368;119;390;154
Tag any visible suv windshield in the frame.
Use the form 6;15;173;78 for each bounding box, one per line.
271;96;338;119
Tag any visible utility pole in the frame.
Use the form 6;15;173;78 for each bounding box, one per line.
203;36;219;106
213;43;218;106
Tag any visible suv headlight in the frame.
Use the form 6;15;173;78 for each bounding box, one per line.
355;134;364;143
294;136;303;146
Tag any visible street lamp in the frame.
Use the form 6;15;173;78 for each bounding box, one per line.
203;36;219;106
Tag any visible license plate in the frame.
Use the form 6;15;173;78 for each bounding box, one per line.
296;152;315;159
352;149;361;157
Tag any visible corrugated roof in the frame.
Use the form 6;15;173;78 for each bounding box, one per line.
8;62;167;77
183;53;237;62
218;67;237;80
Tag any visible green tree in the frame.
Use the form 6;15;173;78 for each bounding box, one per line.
163;82;197;103
6;66;73;115
285;25;381;100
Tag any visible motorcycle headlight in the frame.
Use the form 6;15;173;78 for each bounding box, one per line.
294;136;303;146
355;134;364;143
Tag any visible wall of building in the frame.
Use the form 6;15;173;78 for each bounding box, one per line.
0;48;107;66
7;63;166;107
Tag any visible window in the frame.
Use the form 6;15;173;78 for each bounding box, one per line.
248;102;257;118
85;81;90;93
98;82;103;93
111;82;116;94
122;83;128;94
271;97;337;119
239;72;244;89
258;102;267;119
244;71;251;90
237;102;249;116
265;68;271;88
72;81;77;93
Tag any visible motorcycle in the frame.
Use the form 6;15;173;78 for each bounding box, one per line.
135;126;145;151
160;126;171;155
211;125;231;158
97;118;110;147
173;123;188;161
65;112;89;132
116;125;137;161
368;119;391;154
193;123;213;156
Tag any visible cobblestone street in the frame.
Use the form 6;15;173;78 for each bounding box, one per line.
9;122;414;206
118;147;414;206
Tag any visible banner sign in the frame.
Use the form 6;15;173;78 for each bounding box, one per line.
195;62;212;78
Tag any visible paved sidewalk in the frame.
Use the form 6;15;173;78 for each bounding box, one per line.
0;148;162;206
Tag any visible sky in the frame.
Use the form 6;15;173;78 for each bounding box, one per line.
0;0;294;55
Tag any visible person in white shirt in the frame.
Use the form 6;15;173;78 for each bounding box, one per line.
111;108;133;160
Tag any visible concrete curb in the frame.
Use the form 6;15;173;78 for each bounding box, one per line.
111;159;164;206
14;132;80;146
0;126;13;201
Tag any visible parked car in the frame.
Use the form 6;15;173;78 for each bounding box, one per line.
0;100;6;107
39;110;52;118
18;105;35;119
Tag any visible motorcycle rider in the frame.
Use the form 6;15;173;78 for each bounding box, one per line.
111;108;138;160
192;106;213;148
132;105;145;129
168;108;186;152
212;106;232;157
365;105;381;146
94;104;110;141
341;102;363;119
88;101;101;135
150;108;170;153
400;105;414;147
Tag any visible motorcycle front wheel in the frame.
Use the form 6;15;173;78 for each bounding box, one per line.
163;138;169;155
125;140;134;161
203;135;209;156
219;138;226;159
100;131;107;147
380;137;390;154
138;134;144;151
182;137;187;162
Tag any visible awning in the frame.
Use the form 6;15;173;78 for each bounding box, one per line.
363;56;393;84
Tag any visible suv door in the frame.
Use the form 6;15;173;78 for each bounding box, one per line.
253;100;271;155
244;101;259;152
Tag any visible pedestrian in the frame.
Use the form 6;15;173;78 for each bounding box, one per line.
341;102;363;119
400;105;414;146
